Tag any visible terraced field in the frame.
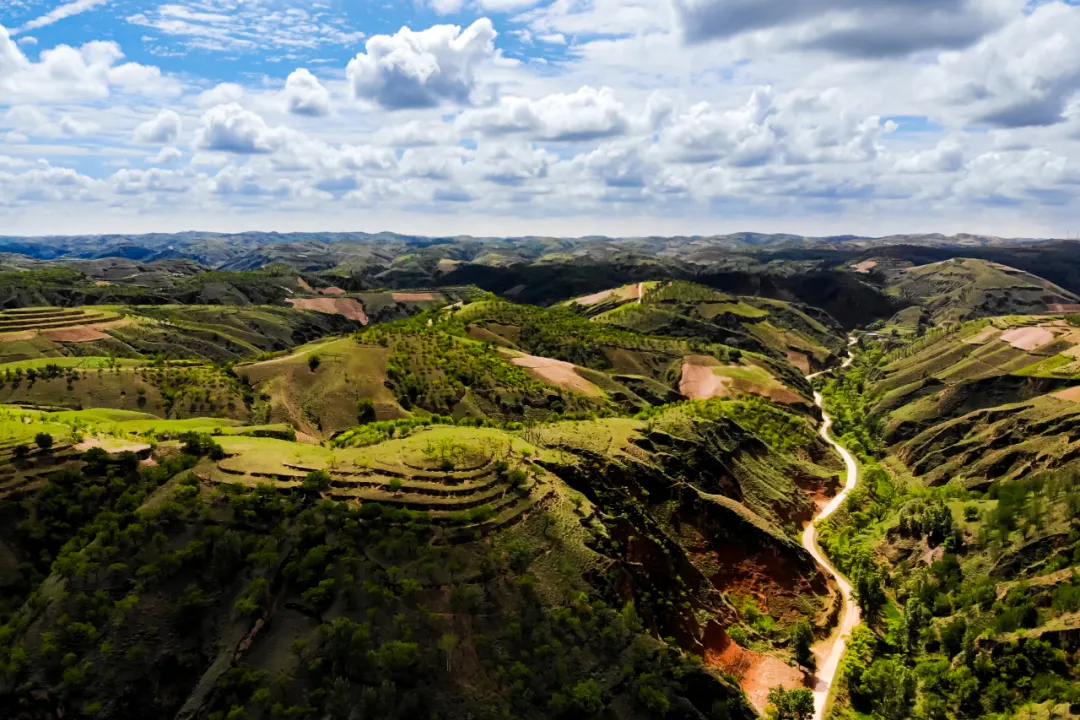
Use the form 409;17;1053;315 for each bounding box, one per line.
0;306;127;343
203;429;555;543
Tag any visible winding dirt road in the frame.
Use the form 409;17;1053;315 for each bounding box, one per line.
802;338;860;720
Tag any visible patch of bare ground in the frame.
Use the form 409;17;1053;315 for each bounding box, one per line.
787;350;811;375
1001;326;1058;351
1049;303;1080;313
851;260;878;274
574;289;615;305
704;623;807;714
509;354;604;397
1052;386;1080;402
679;362;733;400
285;298;369;324
391;292;440;302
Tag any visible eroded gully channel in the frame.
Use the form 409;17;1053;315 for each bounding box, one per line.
801;338;860;720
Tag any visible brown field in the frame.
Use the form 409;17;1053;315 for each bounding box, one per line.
1002;326;1057;351
680;362;733;400
852;260;878;274
509;354;604;397
43;327;110;342
963;326;1001;345
1049;303;1080;313
297;277;314;292
286;298;368;324
1052;386;1080;402
574;289;614;306
786;350;811;375
321;286;345;296
391;292;440;302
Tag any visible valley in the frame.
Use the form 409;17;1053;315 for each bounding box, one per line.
0;233;1077;720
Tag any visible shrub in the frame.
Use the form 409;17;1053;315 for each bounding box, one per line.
302;470;332;493
35;432;54;450
356;397;376;423
308;354;321;372
13;444;29;459
789;619;815;670
388;477;404;493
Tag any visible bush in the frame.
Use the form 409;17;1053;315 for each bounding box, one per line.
180;433;224;460
13;443;30;459
308;354;321;372
789;619;815;670
35;432;54;450
766;686;813;720
356;397;376;423
507;469;527;489
82;447;110;474
302;470;332;493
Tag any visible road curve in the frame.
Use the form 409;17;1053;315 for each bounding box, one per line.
801;339;861;720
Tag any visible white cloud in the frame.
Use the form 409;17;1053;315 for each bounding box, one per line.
346;19;497;109
919;2;1080;128
198;83;245;108
458;86;630;141
194;104;289;154
671;0;1021;57
15;0;108;34
134;110;182;144
284;69;331;117
150;147;184;165
0;25;173;103
374;120;458;148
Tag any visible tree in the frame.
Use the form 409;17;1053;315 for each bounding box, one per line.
308;354;321;372
356;397;376;424
35;432;53;451
302;470;332;493
766;687;813;720
438;632;458;672
13;444;30;459
789;618;815;670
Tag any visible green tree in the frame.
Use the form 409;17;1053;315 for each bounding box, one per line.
302;470;332;492
308;354;321;372
766;686;813;720
789;618;815;670
34;432;53;451
356;397;376;423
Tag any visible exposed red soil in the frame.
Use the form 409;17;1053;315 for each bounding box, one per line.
509;354;604;397
851;260;878;274
321;286;346;296
391;292;440;302
786;351;811;375
703;623;807;714
43;327;110;342
297;277;314;292
286;298;369;324
574;289;615;305
1053;386;1080;402
1001;326;1057;350
1049;304;1080;313
679;363;733;400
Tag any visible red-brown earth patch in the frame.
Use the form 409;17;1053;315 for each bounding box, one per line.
286;298;369;324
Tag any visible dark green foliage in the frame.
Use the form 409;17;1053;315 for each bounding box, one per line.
309;354;322;372
789;619;815;670
765;686;813;720
356;397;376;423
180;432;225;460
34;432;53;450
12;444;29;459
302;470;332;492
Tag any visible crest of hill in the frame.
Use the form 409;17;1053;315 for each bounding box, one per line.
888;258;1080;326
568;280;847;375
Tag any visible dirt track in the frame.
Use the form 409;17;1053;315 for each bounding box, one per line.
801;338;860;720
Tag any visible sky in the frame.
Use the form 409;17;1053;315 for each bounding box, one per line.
2;0;1080;238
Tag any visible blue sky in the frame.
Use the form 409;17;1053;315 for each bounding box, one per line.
1;0;1079;238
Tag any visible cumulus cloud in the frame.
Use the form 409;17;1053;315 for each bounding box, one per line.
671;0;1020;57
134;110;182;144
457;86;630;141
375;120;458;148
284;69;331;117
194;104;288;154
346;19;496;109
199;83;245;108
0;25;172;102
468;143;552;185
920;2;1080;128
658;87;778;165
